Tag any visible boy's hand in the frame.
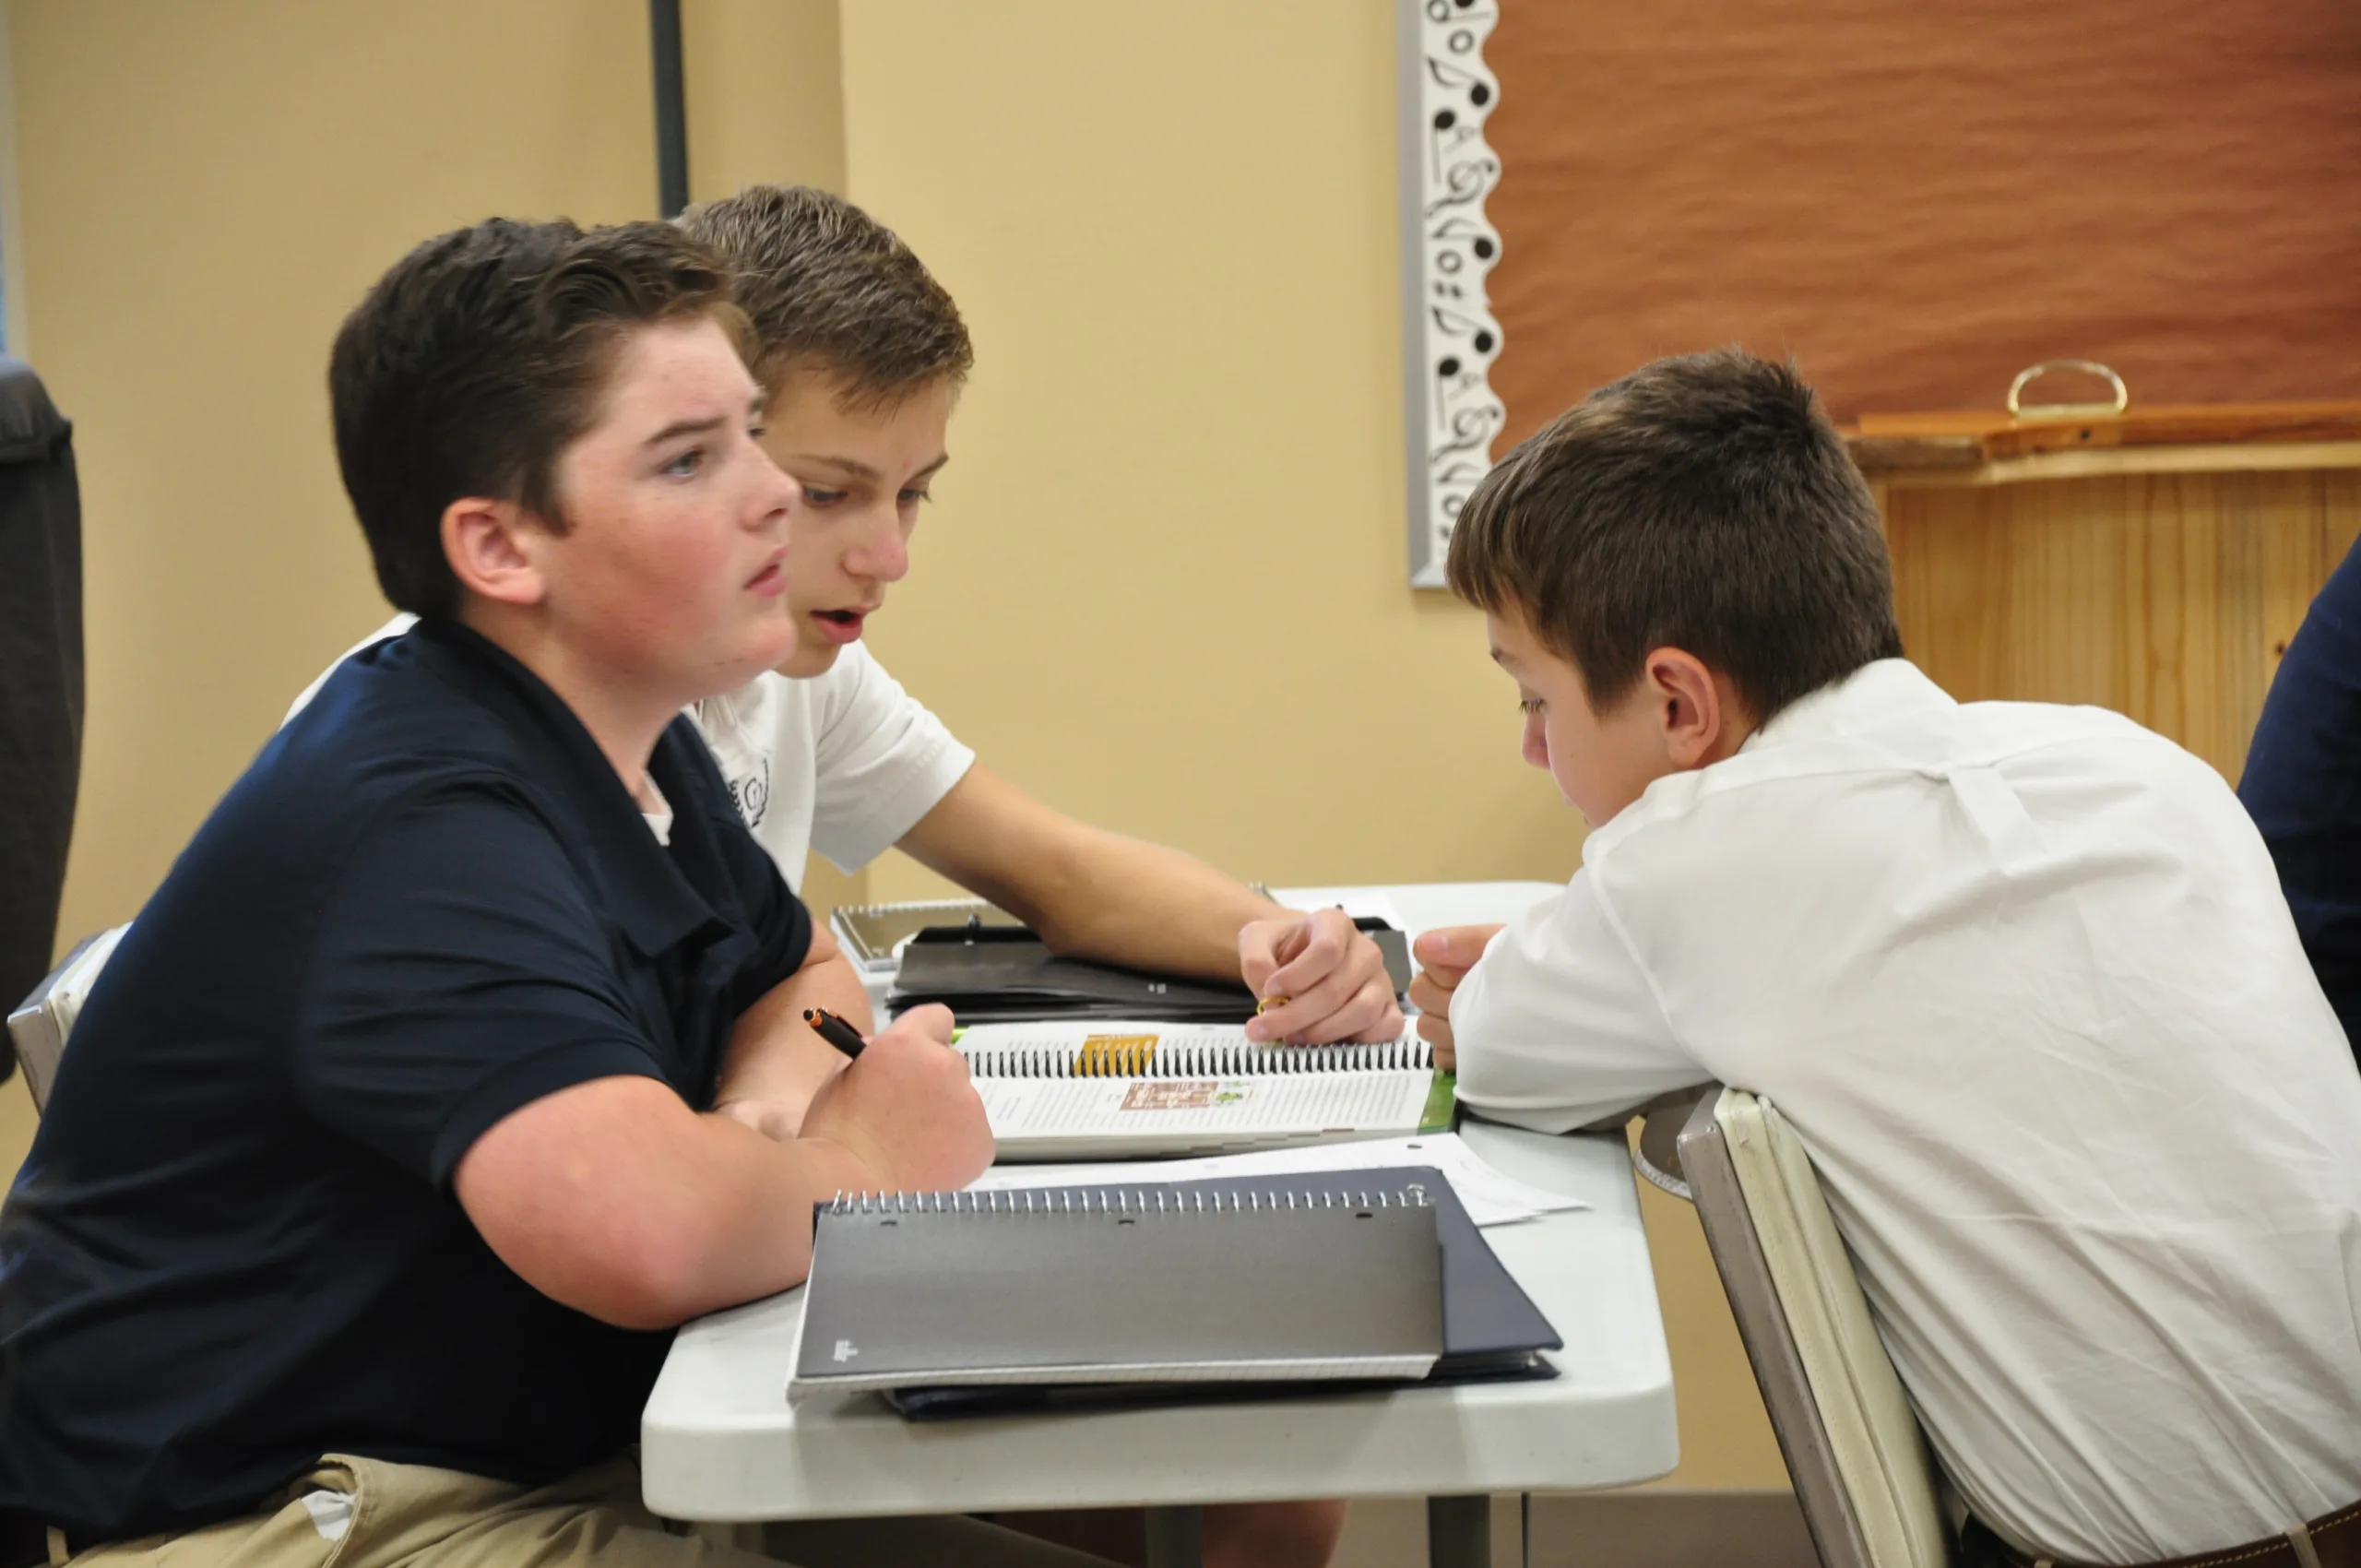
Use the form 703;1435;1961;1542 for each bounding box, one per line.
1240;909;1406;1044
798;1004;994;1193
1408;923;1505;1070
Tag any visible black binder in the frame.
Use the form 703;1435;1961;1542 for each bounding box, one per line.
886;921;1414;1025
787;1166;1560;1419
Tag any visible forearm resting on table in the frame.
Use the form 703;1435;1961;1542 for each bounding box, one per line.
711;932;873;1135
456;1074;876;1331
1019;831;1277;982
900;764;1277;984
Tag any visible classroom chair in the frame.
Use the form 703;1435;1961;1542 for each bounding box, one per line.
1675;1085;1954;1568
6;925;125;1114
0;357;85;1054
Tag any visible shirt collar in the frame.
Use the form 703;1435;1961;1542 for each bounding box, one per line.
405;617;721;958
1738;659;1954;754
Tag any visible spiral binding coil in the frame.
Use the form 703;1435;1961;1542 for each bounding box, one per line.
824;1186;1434;1216
962;1037;1434;1080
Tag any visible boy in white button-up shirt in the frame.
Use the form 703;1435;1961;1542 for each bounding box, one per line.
1413;350;2361;1568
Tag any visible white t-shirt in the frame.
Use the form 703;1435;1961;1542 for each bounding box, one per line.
691;644;974;884
289;617;975;888
1452;659;2361;1564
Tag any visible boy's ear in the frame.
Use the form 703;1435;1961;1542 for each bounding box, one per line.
1643;647;1750;769
442;496;548;609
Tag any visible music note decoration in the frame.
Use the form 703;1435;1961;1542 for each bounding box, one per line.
1400;0;1504;588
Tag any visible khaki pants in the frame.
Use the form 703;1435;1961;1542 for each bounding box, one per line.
58;1454;1119;1568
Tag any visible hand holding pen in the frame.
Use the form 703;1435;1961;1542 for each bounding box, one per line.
803;1006;868;1059
796;1002;995;1192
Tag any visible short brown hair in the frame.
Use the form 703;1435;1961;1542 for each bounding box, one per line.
329;218;741;619
674;184;971;405
1447;350;1902;723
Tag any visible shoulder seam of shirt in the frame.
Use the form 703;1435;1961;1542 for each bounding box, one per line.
288;774;573;1110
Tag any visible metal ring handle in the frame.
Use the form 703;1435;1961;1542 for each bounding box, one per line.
2006;359;2129;419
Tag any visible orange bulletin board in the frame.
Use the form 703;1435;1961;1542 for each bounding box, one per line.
1476;0;2361;450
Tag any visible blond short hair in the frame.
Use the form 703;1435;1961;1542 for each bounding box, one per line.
676;184;971;406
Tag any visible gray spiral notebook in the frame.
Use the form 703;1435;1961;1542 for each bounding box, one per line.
788;1182;1448;1402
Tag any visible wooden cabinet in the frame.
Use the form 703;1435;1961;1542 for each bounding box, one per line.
1849;406;2361;784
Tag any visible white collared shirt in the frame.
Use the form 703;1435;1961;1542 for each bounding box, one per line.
1453;659;2361;1563
290;618;975;890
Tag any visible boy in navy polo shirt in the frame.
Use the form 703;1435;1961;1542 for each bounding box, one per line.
0;220;1005;1567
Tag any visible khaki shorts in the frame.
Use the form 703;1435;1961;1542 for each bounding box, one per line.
56;1453;1118;1568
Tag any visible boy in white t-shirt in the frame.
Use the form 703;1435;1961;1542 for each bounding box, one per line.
1411;351;2361;1568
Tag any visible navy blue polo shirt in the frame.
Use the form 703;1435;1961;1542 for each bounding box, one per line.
2242;535;2361;1059
0;618;812;1542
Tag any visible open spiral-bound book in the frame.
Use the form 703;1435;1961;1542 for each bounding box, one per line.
955;1023;1455;1161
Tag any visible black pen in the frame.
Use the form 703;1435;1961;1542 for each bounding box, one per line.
802;1006;868;1060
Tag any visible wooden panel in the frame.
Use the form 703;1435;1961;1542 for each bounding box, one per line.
1480;0;2361;443
1847;402;2361;477
1886;471;2361;781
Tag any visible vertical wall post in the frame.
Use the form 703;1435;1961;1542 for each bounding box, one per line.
649;0;690;218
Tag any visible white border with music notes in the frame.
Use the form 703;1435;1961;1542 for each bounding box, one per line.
1396;0;1504;588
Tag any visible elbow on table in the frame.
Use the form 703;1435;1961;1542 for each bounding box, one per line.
1453;1046;1616;1138
516;1199;815;1333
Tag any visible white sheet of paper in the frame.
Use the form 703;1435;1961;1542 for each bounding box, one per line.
967;1132;1589;1229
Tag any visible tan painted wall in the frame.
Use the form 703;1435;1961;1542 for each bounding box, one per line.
683;0;846;204
833;1;1785;1489
1;0;1789;1492
837;2;1576;901
18;0;660;944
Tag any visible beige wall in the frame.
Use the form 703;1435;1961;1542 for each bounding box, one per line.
17;0;661;944
2;0;1788;1493
836;0;1781;1491
684;0;846;204
838;3;1581;904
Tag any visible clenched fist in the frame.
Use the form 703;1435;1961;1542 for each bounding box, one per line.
1407;923;1503;1070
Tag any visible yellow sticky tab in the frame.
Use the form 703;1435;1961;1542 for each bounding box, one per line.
1080;1033;1157;1076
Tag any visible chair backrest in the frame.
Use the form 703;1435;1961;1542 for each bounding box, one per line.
6;925;126;1113
1678;1087;1952;1568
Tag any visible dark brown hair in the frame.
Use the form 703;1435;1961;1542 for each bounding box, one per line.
674;184;971;405
328;218;740;619
1447;350;1902;722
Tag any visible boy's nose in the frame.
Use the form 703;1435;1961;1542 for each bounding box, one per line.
846;514;909;582
1521;715;1550;770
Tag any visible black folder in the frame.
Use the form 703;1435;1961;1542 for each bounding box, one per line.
886;922;1414;1025
787;1165;1560;1420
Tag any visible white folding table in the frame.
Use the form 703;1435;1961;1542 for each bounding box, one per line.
640;883;1679;1567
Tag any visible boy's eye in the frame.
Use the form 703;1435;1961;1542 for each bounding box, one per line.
898;488;933;507
662;448;706;479
801;486;847;506
1518;697;1544;716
